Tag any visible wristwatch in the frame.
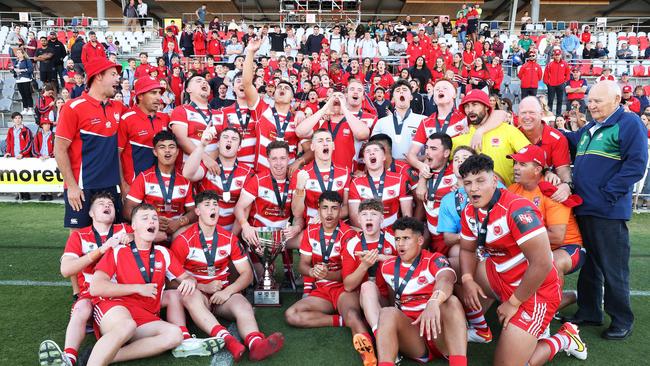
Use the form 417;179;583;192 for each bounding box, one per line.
563;181;575;192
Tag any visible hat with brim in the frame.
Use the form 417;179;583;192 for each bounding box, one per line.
84;58;122;85
134;77;164;96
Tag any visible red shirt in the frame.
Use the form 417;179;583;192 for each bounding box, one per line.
135;63;154;79
377;250;455;320
299;222;356;288
487;64;504;91
55;92;124;189
252;99;301;172
169;75;184;106
81;42;106;64
194;161;251;229
567;78;587;101
406;43;426;66
520;124;571;170
518;61;543;88
162;35;180;53
94;244;184;313
118;106;170;184
126;167;195;219
241;174;295;228
169;104;220;160
311;116;358;172
543;59;571;87
62;223;132;297
341;230;397;289
207;39;223;60
415;109;466;145
460;188;556;289
171;224;247;286
291;162;350;220
213;102;257;167
349;171;411;227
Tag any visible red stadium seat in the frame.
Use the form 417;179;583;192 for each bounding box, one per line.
592;64;603;76
644;85;650;96
628;36;638;46
56;17;65;27
580;62;592;76
0;54;11;70
633;64;645;77
569;21;579;30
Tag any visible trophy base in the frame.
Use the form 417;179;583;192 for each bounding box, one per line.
253;287;281;307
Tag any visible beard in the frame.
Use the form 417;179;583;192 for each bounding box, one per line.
467;110;487;125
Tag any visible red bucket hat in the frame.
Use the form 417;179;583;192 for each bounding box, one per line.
84;58;122;85
134;77;164;96
459;89;493;115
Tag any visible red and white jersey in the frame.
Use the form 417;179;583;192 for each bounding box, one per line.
94;244;184;314
377;250;455;320
349;171;411;227
194;161;252;229
171;224;247;286
342;231;397;288
169;103;219;160
413;109;467;146
118;107;170;184
423;164;456;235
388;160;420;190
299;222;356;288
126;167;194;219
213;102;257;167
312;116;358;172
291;162;350;219
460;188;553;288
241;174;295;228
62;223;132;296
251;99;301;172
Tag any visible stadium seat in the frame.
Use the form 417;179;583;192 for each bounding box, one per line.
490;21;499;30
580;61;592;76
46;20;55;27
569;21;579;30
618;32;627;40
557;21;566;31
592;60;603;75
0;98;12;112
628;35;638;46
632;62;645;76
545;22;554;32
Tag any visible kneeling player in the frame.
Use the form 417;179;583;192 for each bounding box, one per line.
342;199;398;365
375;217;468;366
87;203;216;365
39;192;131;366
285;191;371;365
171;190;284;362
458;154;586;365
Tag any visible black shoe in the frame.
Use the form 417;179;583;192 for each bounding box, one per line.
40;194;47;201
22;193;31;200
558;314;603;326
602;326;633;340
47;194;54;201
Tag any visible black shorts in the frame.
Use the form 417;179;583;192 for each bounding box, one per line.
64;186;122;228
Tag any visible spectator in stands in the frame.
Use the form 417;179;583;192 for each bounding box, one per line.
226;35;243;63
122;58;136;87
466;4;480;43
159;79;175;113
582;41;596;59
518;32;533;53
179;23;194;57
69;34;84;72
487;56;504;95
566;67;588;112
162;28;180;55
24;31;37;58
35;36;55;85
34;117;54;159
468;56;489;91
544;49;571;116
645;46;650;59
195;3;207;25
561;29;580;59
12;48;34;116
562;80;647;341
6;25;23;59
135;52;152;78
209;15;221;31
209;83;234;109
81;31;107;65
306;25;325;54
137;0;148;32
269;24;287;54
4;111;33;200
564;99;587;130
48;97;65;127
102;35;118;55
192;24;207;56
123;0;139;32
358;32;378;59
635;86;649;113
618;72;633;90
409;56;431;93
580;25;592;44
616;42;634;60
70;73;86;99
596;66;617;82
594;41;609;59
621;85;641;114
518;50;543;98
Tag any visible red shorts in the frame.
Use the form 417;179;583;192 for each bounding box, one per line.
429;234;449;256
486;262;561;338
411;338;445;363
309;283;347;311
93;300;161;339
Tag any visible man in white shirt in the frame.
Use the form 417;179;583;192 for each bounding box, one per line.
357;32;378;59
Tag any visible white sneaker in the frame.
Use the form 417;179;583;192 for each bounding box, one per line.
559;322;588;360
467;327;493;343
172;336;225;358
539;324;551;339
39;340;72;366
26;108;34;115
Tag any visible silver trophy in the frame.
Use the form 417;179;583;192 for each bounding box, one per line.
252;227;286;306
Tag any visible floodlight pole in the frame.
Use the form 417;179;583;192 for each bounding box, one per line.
97;0;105;20
531;0;540;23
509;0;519;34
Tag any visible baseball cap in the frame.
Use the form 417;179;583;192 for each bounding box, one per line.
622;85;632;93
507;145;546;167
553;49;562;56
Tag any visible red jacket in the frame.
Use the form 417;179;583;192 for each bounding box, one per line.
543;59;571;87
162;35;180;54
193;31;207;55
622;96;641;114
81;42;106;64
371;71;395;90
406;43;426;67
33;130;54;157
487;64;504;91
207;39;223;60
5;125;33;157
135;63;153;79
518;61;543;88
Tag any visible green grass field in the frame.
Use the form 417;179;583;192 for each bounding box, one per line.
1;202;648;365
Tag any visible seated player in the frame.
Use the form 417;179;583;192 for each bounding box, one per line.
458;154;587;365
508;145;585;310
182;127;252;232
123;131;195;242
38;192;132;366
375;217;468;366
87;203;217;365
285;191;372;365
349;141;412;228
341;199;398;364
413;133;456;255
171;190;285;362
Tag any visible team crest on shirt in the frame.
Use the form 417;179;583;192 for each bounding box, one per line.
218;249;227;257
455;124;464;132
337;181;343;187
236;180;243;187
137;130;148;136
518;213;534;224
105;121;112;128
114;113;120;121
334;245;340;253
434;256;450;268
491;137;500;147
493;226;502;235
388;189;396;197
443;177;452;185
533;197;541;207
343;128;350;136
179;188;186;195
154;261;163;270
417;276;427;285
148;185;156;193
384;248;392;255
